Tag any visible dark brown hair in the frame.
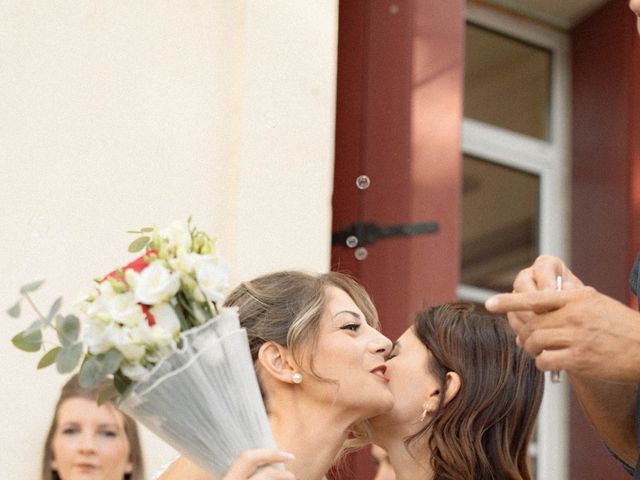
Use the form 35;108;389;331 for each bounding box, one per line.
41;375;145;480
409;303;544;480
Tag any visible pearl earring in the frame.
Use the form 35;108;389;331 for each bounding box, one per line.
291;372;303;384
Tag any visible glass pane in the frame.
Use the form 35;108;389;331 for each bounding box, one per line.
464;23;552;140
461;155;539;292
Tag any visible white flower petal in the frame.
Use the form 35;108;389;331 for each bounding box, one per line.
134;261;181;305
195;258;230;303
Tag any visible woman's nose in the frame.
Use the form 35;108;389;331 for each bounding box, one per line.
78;433;97;452
371;331;392;356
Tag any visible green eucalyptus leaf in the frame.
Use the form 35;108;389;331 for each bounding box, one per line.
57;314;80;345
37;346;62;369
78;356;106;388
101;349;124;375
46;297;63;324
19;280;45;294
24;319;43;335
113;371;133;395
96;383;119;405
7;300;21;318
128;236;150;253
56;343;83;373
140;227;154;233
11;329;42;352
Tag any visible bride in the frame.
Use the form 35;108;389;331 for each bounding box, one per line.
157;270;394;480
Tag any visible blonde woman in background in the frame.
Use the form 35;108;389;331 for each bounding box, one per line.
42;374;145;480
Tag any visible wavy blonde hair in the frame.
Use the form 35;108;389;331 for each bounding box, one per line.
224;270;379;382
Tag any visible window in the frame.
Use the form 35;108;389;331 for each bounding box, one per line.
459;4;570;479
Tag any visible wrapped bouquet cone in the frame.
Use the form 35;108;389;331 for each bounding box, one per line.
119;309;278;476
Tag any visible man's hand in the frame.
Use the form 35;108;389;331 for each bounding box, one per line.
487;284;640;383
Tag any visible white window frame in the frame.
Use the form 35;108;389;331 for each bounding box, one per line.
458;4;571;480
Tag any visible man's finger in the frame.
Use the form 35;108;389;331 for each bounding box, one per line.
513;266;538;293
521;327;572;357
485;290;568;313
506;311;529;337
531;255;567;290
535;347;573;373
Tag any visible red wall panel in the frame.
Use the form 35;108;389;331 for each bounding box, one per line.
332;1;464;478
570;1;640;478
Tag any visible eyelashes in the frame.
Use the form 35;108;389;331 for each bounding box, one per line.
340;323;361;332
60;427;119;437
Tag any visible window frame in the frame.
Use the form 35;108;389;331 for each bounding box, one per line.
459;4;571;479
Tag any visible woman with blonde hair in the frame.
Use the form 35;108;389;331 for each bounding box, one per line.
369;303;544;480
158;270;394;480
42;374;144;480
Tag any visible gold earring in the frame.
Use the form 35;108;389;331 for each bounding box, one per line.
292;372;303;384
419;408;428;422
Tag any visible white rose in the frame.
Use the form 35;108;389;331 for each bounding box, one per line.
116;341;146;362
169;252;200;274
131;261;181;305
149;303;181;338
84;319;112;355
83;321;132;357
97;281;117;298
128;321;154;345
195;257;230;303
106;292;146;327
85;295;110;321
159;220;192;252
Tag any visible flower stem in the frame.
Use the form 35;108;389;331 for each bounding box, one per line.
23;293;46;321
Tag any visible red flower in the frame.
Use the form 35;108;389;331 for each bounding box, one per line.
102;250;158;326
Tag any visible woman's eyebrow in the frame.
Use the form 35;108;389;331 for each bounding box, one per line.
97;423;121;430
59;421;80;427
332;310;362;320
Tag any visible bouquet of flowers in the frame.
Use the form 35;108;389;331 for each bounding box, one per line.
9;219;277;475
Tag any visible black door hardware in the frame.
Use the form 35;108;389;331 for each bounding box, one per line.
332;221;439;247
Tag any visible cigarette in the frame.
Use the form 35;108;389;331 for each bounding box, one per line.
550;275;562;383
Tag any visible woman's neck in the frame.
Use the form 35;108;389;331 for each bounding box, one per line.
376;434;433;480
268;400;360;480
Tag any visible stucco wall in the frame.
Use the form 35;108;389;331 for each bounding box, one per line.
0;1;337;477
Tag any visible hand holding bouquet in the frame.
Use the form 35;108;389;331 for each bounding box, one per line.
9;219;277;476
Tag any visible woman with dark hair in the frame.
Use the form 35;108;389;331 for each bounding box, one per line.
369;303;544;480
42;374;145;480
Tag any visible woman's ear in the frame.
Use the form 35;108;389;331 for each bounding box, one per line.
422;371;462;413
257;341;300;384
443;371;461;405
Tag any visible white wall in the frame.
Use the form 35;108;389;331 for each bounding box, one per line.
0;1;338;478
